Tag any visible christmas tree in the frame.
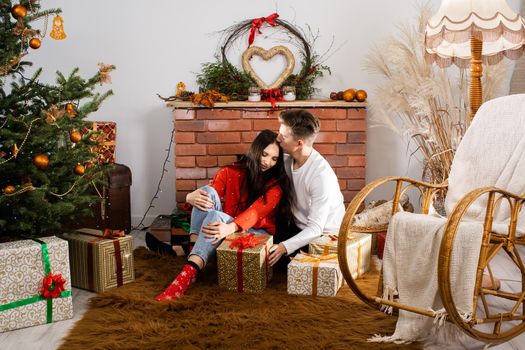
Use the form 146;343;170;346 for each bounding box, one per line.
0;0;115;238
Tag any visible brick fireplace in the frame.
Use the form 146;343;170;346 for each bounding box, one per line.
168;100;367;209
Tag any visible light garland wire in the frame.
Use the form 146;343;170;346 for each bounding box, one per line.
132;120;175;231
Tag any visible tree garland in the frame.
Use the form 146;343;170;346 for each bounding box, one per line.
196;14;330;100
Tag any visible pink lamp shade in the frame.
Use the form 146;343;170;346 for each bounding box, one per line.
425;0;525;68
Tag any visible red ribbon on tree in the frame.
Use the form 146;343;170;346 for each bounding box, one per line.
248;13;279;47
261;89;283;109
41;273;66;299
225;233;269;292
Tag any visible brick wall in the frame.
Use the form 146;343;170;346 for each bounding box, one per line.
174;107;366;208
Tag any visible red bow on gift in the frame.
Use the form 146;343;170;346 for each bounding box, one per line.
248;13;279;47
226;233;266;249
41;273;66;299
103;228;125;238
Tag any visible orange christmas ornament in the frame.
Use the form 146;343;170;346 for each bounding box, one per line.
342;89;356;102
29;37;41;49
3;185;16;194
11;4;27;19
73;163;85;176
355;89;367;102
65;103;77;117
33;153;49;170
49;15;67;40
70;130;82;143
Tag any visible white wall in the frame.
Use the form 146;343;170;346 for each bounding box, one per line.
27;0;520;226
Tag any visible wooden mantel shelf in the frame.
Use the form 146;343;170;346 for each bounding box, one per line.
167;100;367;109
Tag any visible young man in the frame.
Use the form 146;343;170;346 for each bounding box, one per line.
268;109;345;266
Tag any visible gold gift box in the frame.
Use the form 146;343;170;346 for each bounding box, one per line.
287;252;343;297
217;233;273;293
0;236;73;332
308;232;371;279
60;228;134;292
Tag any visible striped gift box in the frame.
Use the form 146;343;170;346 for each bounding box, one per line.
60;229;134;292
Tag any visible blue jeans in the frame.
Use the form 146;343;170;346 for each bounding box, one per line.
188;186;268;266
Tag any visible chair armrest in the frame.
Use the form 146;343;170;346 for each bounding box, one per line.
341;176;449;234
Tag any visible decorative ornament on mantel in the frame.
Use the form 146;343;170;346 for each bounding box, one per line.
241;45;295;89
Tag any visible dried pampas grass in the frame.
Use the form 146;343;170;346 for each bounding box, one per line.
366;3;508;185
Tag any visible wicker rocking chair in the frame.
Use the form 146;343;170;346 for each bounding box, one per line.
338;94;525;344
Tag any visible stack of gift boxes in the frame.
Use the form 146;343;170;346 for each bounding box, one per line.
0;121;136;333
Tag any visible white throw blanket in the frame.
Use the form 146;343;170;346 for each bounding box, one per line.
371;94;525;344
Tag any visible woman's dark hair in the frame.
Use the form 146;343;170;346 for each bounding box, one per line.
228;129;294;224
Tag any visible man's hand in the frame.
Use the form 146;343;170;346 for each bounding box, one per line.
186;188;214;211
268;243;287;266
202;222;237;245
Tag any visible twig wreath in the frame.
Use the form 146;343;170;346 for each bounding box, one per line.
196;13;330;100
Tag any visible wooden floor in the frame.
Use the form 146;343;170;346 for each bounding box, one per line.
1;231;524;350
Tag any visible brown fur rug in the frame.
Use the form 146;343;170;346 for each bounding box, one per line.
59;248;422;350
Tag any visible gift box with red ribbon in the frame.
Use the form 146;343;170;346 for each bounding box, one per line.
80;121;117;163
287;252;344;297
377;231;387;259
308;232;371;279
0;236;73;332
60;228;134;292
216;233;273;293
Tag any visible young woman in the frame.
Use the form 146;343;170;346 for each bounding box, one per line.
155;129;292;301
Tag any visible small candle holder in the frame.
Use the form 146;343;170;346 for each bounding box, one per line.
248;86;261;102
282;86;296;101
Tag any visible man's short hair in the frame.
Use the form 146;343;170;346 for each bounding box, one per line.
279;110;320;145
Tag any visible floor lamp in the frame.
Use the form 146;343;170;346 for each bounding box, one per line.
425;0;525;122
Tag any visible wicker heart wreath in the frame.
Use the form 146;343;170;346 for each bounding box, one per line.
193;13;330;100
241;45;295;89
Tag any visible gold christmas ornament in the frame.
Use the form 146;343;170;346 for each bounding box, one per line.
74;163;85;176
29;37;41;49
65;102;77;117
355;89;367;102
12;144;19;158
49;15;67;40
342;89;356;102
69;130;82;143
3;185;16;194
11;4;27;19
33;153;49;170
241;45;295;89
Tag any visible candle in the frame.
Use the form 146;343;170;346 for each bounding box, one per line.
282;86;296;101
248;86;261;102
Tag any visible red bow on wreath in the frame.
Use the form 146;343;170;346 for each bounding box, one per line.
41;273;66;299
248;13;279;47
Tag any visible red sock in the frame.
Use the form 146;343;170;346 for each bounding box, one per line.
155;264;198;302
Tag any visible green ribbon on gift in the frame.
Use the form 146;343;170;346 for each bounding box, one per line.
0;238;72;324
171;214;190;232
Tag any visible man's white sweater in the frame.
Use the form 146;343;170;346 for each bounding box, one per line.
282;149;345;254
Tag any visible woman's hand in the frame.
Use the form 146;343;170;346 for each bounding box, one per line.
202;222;238;245
186;188;214;211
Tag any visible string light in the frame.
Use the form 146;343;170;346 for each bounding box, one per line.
132;121;175;230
